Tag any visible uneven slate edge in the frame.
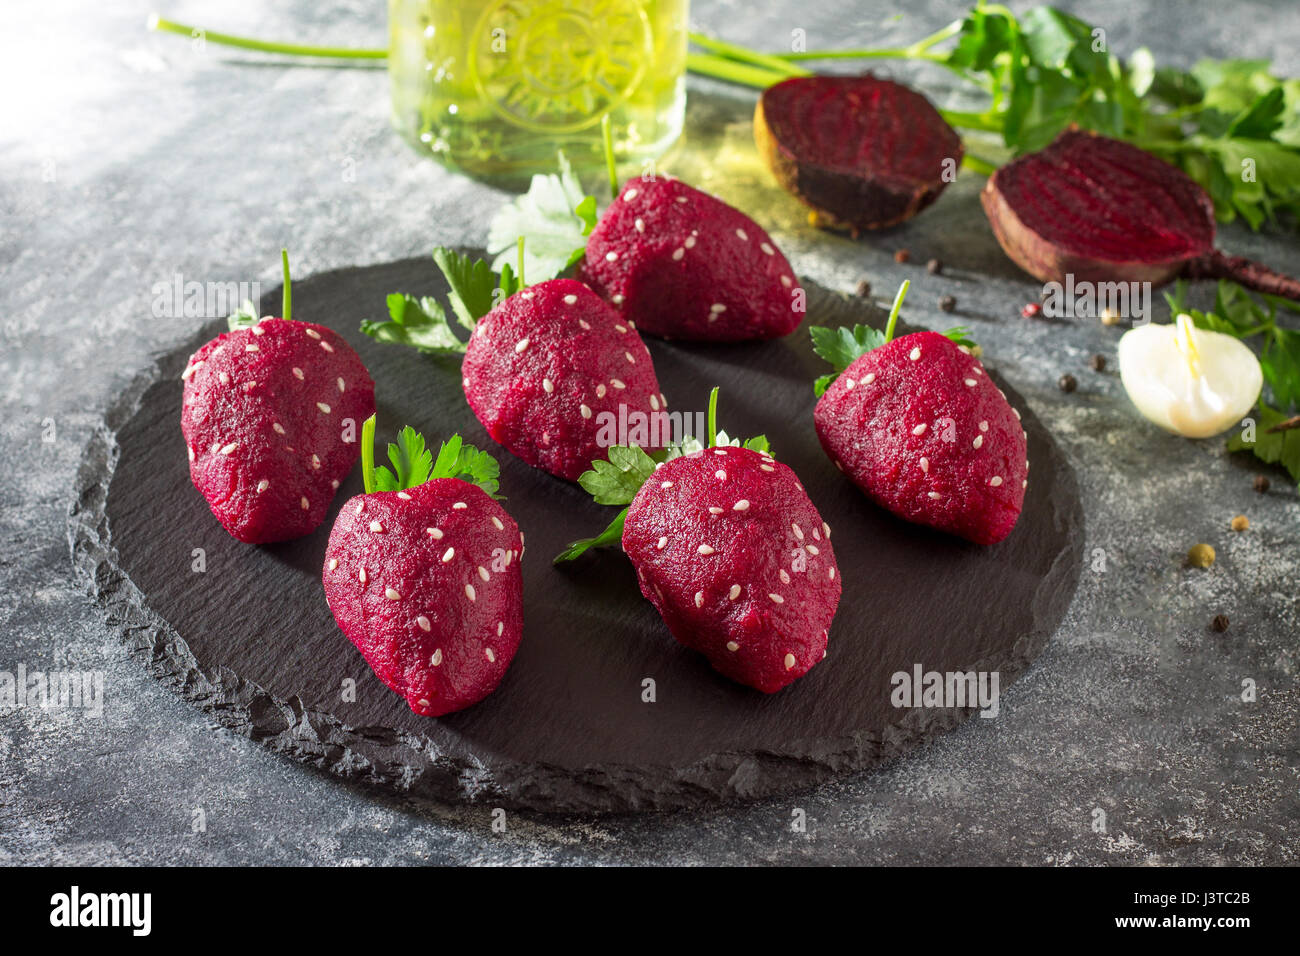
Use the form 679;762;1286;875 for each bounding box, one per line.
67;270;1083;815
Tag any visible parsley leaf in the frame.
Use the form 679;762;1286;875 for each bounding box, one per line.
487;152;597;282
360;292;467;354
554;509;627;564
433;247;500;328
1226;402;1300;488
577;445;659;506
361;416;501;496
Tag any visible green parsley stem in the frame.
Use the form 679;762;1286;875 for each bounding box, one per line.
281;248;291;322
884;280;910;344
147;14;386;59
361;414;378;495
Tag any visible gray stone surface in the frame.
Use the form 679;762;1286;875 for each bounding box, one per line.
1;0;1297;864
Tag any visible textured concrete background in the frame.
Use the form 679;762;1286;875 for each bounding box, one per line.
2;0;1297;864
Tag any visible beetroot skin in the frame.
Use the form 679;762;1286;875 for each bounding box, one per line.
755;75;963;231
463;278;665;482
181;317;375;543
323;479;524;717
580;177;804;342
622;446;841;693
815;331;1027;545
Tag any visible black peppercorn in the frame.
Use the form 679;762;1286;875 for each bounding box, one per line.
926;258;942;275
1210;614;1230;633
939;295;957;313
1089;353;1106;372
1253;475;1270;493
1058;374;1078;393
855;279;871;297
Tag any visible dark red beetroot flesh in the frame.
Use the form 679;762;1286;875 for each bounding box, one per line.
983;129;1300;299
755;75;963;232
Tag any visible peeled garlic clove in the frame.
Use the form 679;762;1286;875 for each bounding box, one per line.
1118;315;1261;439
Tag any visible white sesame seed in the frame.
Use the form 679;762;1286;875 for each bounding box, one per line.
979;421;989;432
428;527;442;539
656;536;667;549
331;479;339;489
359;568;367;584
792;523;804;540
958;345;971;355
698;544;715;555
733;499;750;511
928;491;942;499
672;247;685;261
292;367;304;380
625;188;638;201
477;566;490;582
431;648;443;666
317;402;331;414
990;476;1003;487
709;507;723;515
715;469;726;480
218;372;230;384
736;228;748;241
661;481;673;489
611;378;625;389
912;423;927;436
605;251;619;262
973;435;984;449
465;583;476;602
452;501;467;510
515;337;529;353
580;404;592;419
781;275;792;288
864;373;877;385
492;516;504;530
828;567;835;580
385;587;401;600
684;236;696;250
714;448;727;456
355;502;364;514
710;303;726;314
769;593;784;604
319;341;333;353
694;591;704;608
760;464;774;472
273;422;285;435
245;344;259;352
675;196;687;204
312;454;321;469
964;378;977;387
1013;407;1022;420
975;368;983;376
542;378;554;394
564;294;577;305
397;491;411;500
337;377;345;392
305;329;320;339
594;384;607;400
909;346;921;361
497;622;504;637
188;446;196;461
783;653;796;670
634;218;645;232
219;442;238;455
300;496;310;510
761;242;775;256
181;364;198;381
328;558;338;571
625;351;635;364
485;647;496;663
727;641;740;652
729;585;741;600
779;570;791;584
417;615;431;631
442;547;455;562
614;324;627;334
613;294;624;305
417;698;431;707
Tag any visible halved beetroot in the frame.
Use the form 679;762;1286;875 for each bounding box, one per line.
983;129;1300;299
755;74;963;232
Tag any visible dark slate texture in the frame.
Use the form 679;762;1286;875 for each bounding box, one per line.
2;0;1297;861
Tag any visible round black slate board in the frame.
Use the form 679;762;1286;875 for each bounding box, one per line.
70;256;1083;813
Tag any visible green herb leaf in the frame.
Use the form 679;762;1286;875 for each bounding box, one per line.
372;425;434;492
429;434;502;496
577;445;659;506
942;326;979;349
1226;402;1300;488
487;152;597;282
227;299;260;331
554;508;627;563
432;247;500;329
360;293;468;354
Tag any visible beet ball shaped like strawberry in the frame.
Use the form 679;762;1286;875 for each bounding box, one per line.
558;390;841;693
181;251;375;543
812;282;1028;545
580;176;804;342
463;277;666;481
324;418;524;717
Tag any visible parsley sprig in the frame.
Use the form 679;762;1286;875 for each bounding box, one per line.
554;388;771;563
360;414;500;497
810;280;977;396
